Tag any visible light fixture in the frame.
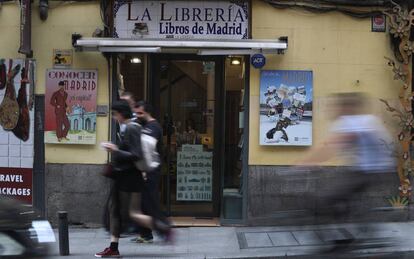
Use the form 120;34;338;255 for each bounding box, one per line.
198;49;257;55
99;47;161;53
130;57;142;64
230;57;242;66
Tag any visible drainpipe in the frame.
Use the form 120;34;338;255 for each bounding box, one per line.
39;0;48;21
409;0;414;113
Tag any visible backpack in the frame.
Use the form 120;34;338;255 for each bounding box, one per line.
129;122;161;172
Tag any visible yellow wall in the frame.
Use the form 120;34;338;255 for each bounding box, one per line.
249;1;400;165
0;1;109;164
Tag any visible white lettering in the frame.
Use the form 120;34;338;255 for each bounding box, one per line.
0;188;31;196
0;174;25;182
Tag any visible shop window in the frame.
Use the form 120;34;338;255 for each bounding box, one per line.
224;56;245;190
118;54;146;101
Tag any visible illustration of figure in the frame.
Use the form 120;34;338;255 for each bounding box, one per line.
50;81;70;142
264;86;280;119
266;117;291;142
278;86;292;111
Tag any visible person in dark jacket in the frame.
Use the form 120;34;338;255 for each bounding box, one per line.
131;101;168;243
95;100;171;258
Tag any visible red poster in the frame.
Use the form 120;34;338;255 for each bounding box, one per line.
0;167;32;204
45;69;98;144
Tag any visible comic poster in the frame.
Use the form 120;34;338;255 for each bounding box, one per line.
45;69;97;144
0;59;35;203
259;70;313;146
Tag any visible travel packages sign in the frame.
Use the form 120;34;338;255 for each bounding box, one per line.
114;0;249;39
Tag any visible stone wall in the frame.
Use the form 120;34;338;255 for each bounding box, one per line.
45;164;109;226
247;166;407;226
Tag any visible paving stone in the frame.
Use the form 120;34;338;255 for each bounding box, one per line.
292;230;324;245
268;231;299;246
244;233;273;248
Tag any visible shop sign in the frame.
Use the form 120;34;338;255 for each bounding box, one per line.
251;54;266;69
0;168;32;204
372;14;386;32
0;59;35;204
177;145;212;201
114;0;249;39
45;69;98;144
53;49;73;68
259;70;313;146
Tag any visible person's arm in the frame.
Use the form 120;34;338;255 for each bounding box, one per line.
50;92;57;107
64;92;68;108
112;124;143;162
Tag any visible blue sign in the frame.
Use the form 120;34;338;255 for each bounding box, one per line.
251;54;266;69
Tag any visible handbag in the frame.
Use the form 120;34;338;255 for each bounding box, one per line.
102;163;115;179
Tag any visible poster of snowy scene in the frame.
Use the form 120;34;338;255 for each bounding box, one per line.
259;70;313;146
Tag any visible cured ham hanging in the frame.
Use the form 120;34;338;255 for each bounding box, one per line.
0;60;21;130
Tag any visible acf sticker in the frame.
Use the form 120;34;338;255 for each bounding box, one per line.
251;54;266;69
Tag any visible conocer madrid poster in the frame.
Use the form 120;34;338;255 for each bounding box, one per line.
45;69;97;144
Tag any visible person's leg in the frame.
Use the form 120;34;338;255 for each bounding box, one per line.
128;192;153;228
95;188;122;258
139;177;154;241
62;115;70;138
55;113;62;139
128;192;171;234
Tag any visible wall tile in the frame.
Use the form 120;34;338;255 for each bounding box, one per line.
8;157;20;168
21;158;33;168
0;157;8;167
20;145;33;158
0;145;8;157
9;135;21;145
0;133;9;145
9;145;21;157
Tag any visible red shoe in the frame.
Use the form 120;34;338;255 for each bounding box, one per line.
94;247;121;258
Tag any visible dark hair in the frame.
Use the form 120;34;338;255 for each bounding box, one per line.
58;81;65;86
135;101;153;115
112;100;133;119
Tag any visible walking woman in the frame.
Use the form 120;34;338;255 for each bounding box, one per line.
95;100;171;258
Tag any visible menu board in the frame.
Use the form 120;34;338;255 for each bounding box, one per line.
177;145;212;201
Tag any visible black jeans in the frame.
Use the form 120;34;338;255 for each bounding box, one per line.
140;171;165;238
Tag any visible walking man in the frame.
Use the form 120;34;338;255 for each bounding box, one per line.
132;101;166;243
50;81;70;142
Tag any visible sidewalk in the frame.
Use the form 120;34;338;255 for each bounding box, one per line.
46;222;414;259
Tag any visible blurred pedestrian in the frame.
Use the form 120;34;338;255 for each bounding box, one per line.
95;100;171;258
298;92;396;247
131;101;169;243
120;91;136;111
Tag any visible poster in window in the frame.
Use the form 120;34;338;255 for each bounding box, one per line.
0;59;35;203
177;145;212;201
259;70;313;146
45;69;97;144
